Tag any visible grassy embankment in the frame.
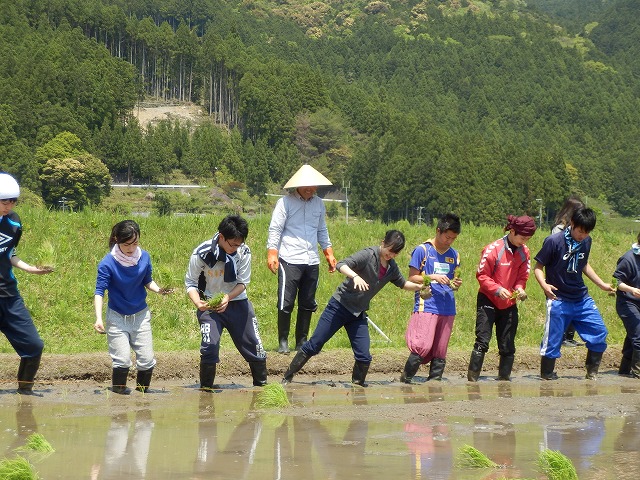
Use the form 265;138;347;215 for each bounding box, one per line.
4;202;638;356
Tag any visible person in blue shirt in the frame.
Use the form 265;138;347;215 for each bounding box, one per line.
401;213;462;383
94;220;173;394
533;207;614;380
0;173;53;395
267;165;337;354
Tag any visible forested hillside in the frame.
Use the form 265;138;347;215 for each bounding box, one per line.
1;0;639;222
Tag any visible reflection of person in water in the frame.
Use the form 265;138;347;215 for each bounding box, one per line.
9;399;38;451
275;416;369;478
404;423;453;479
543;416;605;473
472;418;520;479
93;409;154;479
193;392;264;478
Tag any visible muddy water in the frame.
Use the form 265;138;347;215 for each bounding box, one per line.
0;381;639;479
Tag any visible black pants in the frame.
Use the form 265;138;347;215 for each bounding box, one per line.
473;292;518;356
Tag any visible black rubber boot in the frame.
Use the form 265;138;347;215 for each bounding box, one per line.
585;350;603;380
631;350;640;379
17;355;41;395
352;361;370;386
540;356;558;380
282;350;310;384
136;367;154;393
199;362;217;391
112;367;130;394
619;355;632;375
277;310;291;354
467;350;485;382
249;361;268;387
498;355;515;381
428;358;446;381
400;352;423;384
295;309;313;350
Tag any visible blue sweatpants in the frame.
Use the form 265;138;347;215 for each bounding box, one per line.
0;295;44;358
301;297;372;364
540;296;607;358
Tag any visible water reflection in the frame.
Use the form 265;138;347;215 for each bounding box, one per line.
91;409;154;479
0;383;638;479
404;423;452;479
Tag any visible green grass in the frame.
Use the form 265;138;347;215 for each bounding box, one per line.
456;444;499;469
537;449;578;480
254;383;291;409
0;456;39;480
3;201;637;355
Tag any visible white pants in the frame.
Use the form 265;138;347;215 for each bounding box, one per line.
106;307;156;370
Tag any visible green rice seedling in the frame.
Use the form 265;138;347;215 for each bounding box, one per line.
420;273;433;299
456;444;498;469
19;433;55;453
255;383;290;409
36;240;56;271
206;292;225;310
609;277;619;297
537;449;578;480
0;455;40;479
451;267;461;291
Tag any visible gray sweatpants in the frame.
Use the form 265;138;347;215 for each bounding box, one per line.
106;307;156;371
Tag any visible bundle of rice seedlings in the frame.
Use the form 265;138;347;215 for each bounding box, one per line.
20;434;55;453
0;455;40;479
255;383;290;409
451;267;461;291
206;292;226;310
36;240;56;271
420;274;433;299
456;445;498;469
537;449;578;480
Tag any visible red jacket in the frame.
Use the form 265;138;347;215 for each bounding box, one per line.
476;235;531;310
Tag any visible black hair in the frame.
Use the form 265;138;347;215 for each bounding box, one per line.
218;214;249;241
571;207;597;233
437;213;461;234
382;229;405;253
554;196;584;229
109;220;140;248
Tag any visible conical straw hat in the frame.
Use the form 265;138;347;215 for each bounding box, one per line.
283;164;333;189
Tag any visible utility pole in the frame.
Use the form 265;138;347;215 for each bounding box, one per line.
416;206;425;226
342;180;350;224
536;198;544;227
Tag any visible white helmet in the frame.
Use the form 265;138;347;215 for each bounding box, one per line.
0;173;20;200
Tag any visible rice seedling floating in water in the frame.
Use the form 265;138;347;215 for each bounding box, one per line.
537;449;578;480
20;433;55;453
456;444;498;469
0;455;40;479
255;383;290;409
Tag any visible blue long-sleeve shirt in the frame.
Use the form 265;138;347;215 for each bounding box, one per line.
95;251;153;315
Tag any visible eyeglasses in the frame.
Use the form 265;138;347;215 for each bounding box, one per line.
0;198;17;205
222;236;243;248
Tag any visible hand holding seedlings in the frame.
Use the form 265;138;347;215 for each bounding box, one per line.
206;292;227;310
420;273;433;299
